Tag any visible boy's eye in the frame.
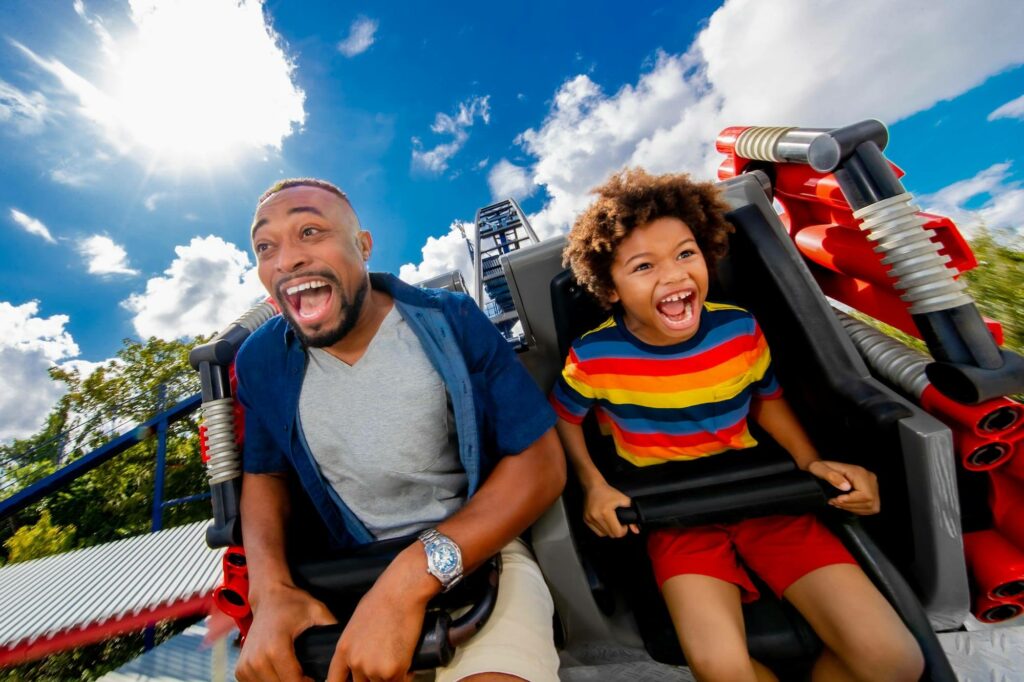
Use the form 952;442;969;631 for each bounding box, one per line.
632;262;651;273
678;249;695;259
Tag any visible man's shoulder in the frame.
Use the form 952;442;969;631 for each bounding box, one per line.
373;272;476;318
235;314;290;374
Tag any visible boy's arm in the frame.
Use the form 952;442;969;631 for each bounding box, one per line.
750;396;880;515
556;417;638;538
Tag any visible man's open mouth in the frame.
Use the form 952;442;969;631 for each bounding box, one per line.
282;279;334;322
655;290;697;330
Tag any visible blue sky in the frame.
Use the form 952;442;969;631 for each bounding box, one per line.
1;0;1023;440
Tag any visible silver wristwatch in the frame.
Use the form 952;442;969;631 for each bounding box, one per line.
418;528;463;592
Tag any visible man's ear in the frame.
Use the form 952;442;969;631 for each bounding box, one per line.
358;230;373;261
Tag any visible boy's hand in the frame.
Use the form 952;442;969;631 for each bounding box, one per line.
808;460;880;515
583;482;639;538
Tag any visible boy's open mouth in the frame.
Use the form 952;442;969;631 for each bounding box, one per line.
282;279;334;322
655;290;697;330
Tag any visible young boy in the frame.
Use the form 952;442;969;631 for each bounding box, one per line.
551;169;924;682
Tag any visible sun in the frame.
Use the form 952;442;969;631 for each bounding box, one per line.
69;0;306;171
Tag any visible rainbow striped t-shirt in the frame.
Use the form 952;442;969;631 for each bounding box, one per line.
550;302;783;467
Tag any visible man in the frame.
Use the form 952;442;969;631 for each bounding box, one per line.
234;178;566;682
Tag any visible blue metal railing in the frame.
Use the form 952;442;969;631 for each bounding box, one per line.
0;388;205;526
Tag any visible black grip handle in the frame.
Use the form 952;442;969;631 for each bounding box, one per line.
612;472;845;530
293;557;500;680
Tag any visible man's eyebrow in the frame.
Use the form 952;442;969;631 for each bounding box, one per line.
251;206;327;237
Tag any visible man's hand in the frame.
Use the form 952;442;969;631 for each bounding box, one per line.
808;459;881;515
235;583;338;682
326;545;434;682
583;481;638;538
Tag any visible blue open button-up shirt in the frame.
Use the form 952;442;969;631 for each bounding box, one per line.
235;273;555;548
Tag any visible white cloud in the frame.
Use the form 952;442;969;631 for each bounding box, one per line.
50;166;99;187
144;192;167;211
0;79;48;134
988;94;1024;121
399;221;474;286
508;0;1024;239
920;162;1024;240
122;236;266;340
412;96;490;173
9;208;57;243
14;0;306;171
0;301;80;441
338;16;378;57
78;235;139;276
487;159;534;201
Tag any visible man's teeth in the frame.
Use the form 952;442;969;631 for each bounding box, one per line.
285;280;328;296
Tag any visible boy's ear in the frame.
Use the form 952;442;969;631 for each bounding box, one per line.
608;289;620;304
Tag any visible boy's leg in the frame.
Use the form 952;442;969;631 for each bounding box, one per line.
783;563;924;682
661;575;777;682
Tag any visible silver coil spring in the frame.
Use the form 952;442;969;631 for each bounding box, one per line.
852;193;973;315
202;397;242;485
734;126;795;163
836;310;931;398
229;300;277;335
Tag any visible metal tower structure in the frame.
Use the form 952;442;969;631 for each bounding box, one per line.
469;198;539;342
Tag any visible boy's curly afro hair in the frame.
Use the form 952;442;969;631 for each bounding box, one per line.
563;168;735;309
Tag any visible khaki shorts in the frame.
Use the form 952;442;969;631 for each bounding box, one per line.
426;538;560;682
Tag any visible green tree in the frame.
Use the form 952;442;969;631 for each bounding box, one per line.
3;510;76;564
0;335;210;680
962;227;1024;354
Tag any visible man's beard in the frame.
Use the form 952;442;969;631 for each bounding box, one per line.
283;275;369;349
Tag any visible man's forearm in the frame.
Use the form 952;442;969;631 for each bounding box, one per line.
240;472;298;602
385;427;567;604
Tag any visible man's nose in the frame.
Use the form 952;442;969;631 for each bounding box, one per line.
276;242;309;273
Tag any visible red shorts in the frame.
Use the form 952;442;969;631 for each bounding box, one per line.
646;514;855;602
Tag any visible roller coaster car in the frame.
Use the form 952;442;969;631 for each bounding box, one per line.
191;120;1023;680
502;171;965;680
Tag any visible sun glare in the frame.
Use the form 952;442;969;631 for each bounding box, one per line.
86;0;305;170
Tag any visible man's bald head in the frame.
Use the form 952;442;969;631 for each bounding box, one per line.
256;178;351;210
252;178;360;238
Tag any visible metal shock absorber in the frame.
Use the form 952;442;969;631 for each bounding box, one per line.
733;120;1024;404
190;300;278;547
853;194;972;316
837;310;1021;469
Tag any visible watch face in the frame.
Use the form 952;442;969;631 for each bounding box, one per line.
432;542;460;576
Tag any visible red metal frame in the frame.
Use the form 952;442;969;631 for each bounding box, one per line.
717;125;1024;622
0;595;212;667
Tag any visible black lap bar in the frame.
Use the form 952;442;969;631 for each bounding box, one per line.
616;471;834;527
293;555;501;680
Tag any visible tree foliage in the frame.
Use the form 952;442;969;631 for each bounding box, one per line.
3;510;76;564
962;227;1024;354
0;336;210;680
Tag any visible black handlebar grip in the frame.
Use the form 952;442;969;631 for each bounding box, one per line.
615;506;640;525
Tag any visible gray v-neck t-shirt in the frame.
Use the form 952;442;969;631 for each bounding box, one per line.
298;306;467;539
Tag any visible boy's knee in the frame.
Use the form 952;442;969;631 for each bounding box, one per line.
685;650;758;682
842;635;924;682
